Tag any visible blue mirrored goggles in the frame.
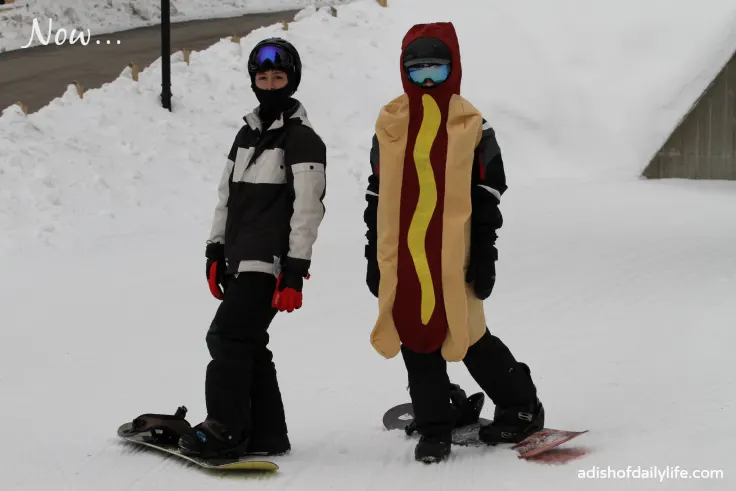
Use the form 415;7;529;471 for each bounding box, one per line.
249;44;293;72
406;63;451;85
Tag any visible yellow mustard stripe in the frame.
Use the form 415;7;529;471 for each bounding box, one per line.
407;94;441;325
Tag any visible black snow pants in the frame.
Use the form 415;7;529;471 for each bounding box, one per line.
400;328;538;439
204;272;287;440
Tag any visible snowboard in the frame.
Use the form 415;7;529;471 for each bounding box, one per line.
383;402;588;460
117;422;279;471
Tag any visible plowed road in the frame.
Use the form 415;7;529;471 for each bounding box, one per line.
0;10;297;113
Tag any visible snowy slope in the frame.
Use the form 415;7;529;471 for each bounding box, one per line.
3;177;735;491
1;0;736;490
0;0;354;52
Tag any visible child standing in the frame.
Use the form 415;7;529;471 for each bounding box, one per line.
364;22;544;463
179;38;327;459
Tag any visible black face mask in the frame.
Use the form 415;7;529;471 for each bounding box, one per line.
252;84;293;126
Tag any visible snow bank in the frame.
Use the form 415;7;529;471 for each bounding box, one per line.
2;0;736;254
0;0;354;52
0;2;391;254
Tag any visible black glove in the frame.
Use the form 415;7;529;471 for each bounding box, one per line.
465;255;496;300
205;242;228;299
365;245;380;298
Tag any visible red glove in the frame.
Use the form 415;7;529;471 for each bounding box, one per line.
207;261;225;300
271;272;310;312
205;242;227;300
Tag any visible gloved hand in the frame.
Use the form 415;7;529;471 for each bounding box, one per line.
366;245;380;298
465;256;496;300
272;269;309;313
205;242;228;300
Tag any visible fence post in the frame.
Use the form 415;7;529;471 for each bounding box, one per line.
73;81;84;98
128;62;140;81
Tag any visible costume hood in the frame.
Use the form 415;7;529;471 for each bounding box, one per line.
400;22;462;102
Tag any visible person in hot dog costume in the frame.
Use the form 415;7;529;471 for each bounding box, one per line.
364;22;544;464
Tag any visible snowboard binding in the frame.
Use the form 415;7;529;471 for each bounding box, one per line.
119;405;192;445
405;384;485;436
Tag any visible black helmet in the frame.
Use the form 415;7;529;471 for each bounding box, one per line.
402;37;452;68
248;38;302;92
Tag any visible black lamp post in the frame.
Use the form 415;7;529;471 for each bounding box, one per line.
161;0;172;111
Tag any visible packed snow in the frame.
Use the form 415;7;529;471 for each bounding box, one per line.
0;0;354;52
1;0;736;490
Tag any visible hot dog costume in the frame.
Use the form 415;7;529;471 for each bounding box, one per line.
363;23;544;461
369;23;489;360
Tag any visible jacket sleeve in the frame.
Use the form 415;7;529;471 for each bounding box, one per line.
364;134;380;264
207;138;238;244
470;119;507;261
284;124;327;277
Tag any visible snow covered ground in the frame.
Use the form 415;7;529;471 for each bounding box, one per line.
0;0;354;52
2;0;736;489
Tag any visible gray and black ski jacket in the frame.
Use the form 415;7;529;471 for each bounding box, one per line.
208;100;326;278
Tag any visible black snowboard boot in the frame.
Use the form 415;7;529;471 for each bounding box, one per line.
478;398;545;445
178;419;249;459
415;434;451;464
245;433;291;456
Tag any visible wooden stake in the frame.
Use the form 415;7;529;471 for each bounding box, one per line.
128;62;139;81
72;81;84;98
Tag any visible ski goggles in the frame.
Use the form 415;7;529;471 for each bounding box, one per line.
406;63;451;85
248;44;294;72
